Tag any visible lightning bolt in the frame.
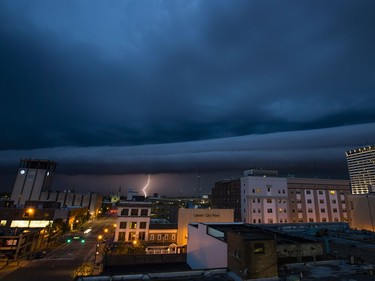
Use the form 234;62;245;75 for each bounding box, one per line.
142;174;151;197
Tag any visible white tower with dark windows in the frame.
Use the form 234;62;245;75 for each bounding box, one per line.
346;145;375;194
10;159;56;206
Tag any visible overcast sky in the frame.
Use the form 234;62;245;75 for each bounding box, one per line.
1;1;374;195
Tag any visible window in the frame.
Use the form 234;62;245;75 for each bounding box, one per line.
128;232;136;240
253;209;256;213
267;185;271;192
309;218;314;222
333;208;338;213
307;199;312;204
121;208;129;216
267;198;272;203
321;208;326;213
319;199;324;204
257;198;260;203
252;189;255;193
318;191;323;195
119;222;127;229
0;220;6;226
306;190;311;194
267;208;273;213
150;234;155;240
254;243;265;254
308;208;313;213
140;209;148;216
268;219;273;223
164;234;169;240
171;234;176;241
282;189;285;194
118;232;126;241
129;222;137;229
140;222;147;229
157;234;162;240
131;209;139;216
322;218;327;222
332;199;337;204
138;232;146;241
252;199;256;203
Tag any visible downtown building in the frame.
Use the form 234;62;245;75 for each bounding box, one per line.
345;145;375;232
212;169;351;225
240;169;289;224
346;145;375;194
10;159;57;206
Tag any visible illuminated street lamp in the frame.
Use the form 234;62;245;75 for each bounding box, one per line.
94;235;103;264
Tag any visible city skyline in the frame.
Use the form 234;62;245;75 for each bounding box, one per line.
1;1;374;195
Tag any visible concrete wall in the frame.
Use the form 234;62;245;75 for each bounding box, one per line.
227;232;278;280
103;253;186;267
347;194;375;232
187;223;227;269
177;208;234;246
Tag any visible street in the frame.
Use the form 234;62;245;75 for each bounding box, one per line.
0;216;116;281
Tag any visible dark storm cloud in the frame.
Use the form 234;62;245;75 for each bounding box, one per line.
0;0;374;150
1;123;374;177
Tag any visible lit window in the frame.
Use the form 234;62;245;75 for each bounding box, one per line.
254;243;265;254
330;190;336;195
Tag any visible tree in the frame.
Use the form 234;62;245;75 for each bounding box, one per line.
52;218;69;234
71;262;94;278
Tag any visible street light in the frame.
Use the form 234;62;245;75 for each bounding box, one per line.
94;235;103;264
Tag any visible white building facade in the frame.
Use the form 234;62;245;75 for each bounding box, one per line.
115;201;151;242
241;173;288;224
287;178;350;223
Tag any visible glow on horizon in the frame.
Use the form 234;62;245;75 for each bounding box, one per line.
142;174;151;197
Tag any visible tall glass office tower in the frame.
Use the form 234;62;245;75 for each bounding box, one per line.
346;145;375;194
